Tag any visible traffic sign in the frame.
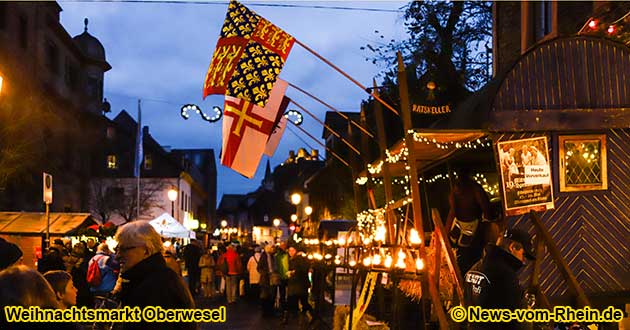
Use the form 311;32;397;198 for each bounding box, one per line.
43;172;52;204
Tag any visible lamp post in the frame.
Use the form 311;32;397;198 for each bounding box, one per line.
167;188;178;218
273;218;281;242
290;192;302;227
304;206;313;236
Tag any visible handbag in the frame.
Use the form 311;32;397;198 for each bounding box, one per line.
449;218;479;248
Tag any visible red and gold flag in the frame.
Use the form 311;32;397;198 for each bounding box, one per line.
220;79;289;178
203;0;295;107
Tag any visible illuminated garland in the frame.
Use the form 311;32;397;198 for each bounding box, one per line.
180;104;222;123
356;208;385;242
356;172;500;197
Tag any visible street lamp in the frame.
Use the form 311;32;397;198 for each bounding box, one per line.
290;192;302;205
304;206;313;216
221;220;228;228
273;218;281;241
167;188;178;217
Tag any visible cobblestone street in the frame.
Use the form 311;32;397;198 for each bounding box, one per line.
196;296;332;330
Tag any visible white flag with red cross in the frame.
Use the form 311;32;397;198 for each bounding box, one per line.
221;79;288;178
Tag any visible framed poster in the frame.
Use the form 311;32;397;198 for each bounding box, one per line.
497;136;554;216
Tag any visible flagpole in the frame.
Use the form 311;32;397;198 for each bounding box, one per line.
289;99;361;156
288;82;375;139
294;39;399;116
287;121;351;168
137;99;141;221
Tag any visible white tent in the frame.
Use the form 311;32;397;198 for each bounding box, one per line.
149;213;195;239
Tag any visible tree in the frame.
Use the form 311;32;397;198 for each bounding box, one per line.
90;178;166;223
364;1;493;105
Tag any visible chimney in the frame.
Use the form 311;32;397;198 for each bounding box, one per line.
142;126;149;136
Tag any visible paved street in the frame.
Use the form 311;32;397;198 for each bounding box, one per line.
196;295;333;330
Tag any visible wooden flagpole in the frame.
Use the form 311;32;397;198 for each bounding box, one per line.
289;99;361;156
288;82;376;139
294;39;399;116
287;121;352;168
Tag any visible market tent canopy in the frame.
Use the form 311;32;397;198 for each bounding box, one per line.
360;130;489;178
0;212;96;236
149;213;195;239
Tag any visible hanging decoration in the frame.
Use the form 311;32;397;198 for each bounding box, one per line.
344;271;379;330
284;109;304;125
180;104;223;123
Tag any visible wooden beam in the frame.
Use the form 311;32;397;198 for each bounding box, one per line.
490;108;630;131
529;211;591;307
372;80;397;244
431;208;465;304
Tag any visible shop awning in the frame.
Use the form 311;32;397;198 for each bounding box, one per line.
0;212;96;236
360;129;489;178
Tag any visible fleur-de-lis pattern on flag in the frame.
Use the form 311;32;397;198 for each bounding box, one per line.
203;0;295;108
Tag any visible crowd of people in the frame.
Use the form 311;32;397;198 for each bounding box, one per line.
0;221;317;329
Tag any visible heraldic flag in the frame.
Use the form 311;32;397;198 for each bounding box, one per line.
203;0;295;108
264;96;289;157
221;79;289;178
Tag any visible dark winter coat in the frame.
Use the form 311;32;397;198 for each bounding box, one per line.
287;254;310;296
464;244;525;330
119;253;196;330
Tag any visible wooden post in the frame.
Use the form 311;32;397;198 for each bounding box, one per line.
397;52;448;330
432;208;465;305
529;211;591;307
371;80;397;244
529;233;551;309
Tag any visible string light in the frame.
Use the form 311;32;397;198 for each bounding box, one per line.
284;109;303;125
180;104;222;122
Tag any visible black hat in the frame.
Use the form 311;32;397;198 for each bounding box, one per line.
0;240;23;270
504;228;535;260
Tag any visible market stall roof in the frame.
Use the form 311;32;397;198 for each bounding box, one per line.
359;129;489;178
149;213;195;239
0;212;95;236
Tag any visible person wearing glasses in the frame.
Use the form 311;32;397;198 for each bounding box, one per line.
114;221;195;330
464;228;536;330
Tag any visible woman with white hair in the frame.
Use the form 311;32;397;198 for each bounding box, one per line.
115;221;195;330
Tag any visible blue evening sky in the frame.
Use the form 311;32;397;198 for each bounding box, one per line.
58;1;407;203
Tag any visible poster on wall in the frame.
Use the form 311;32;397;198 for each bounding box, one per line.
497;136;555;216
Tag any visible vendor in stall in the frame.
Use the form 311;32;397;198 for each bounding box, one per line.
445;166;492;274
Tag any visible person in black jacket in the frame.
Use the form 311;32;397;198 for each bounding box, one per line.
286;246;313;323
115;221;196;330
464;228;535;330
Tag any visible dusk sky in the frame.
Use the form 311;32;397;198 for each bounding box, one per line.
58;1;408;203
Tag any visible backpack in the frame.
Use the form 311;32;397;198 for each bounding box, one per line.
87;255;105;286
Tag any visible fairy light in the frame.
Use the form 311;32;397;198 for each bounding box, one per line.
372;254;382;266
384;255;393;268
409;229;422;245
395;249;407;269
415;258;424;270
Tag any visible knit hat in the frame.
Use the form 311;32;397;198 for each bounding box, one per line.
0;239;23;270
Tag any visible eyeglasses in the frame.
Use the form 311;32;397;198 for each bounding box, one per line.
115;245;144;254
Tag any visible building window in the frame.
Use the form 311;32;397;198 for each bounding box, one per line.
181;191;184;210
106;127;116;140
144;154;152;170
46;41;60;75
18;14;27;49
559;135;607;192
107;155;118;169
